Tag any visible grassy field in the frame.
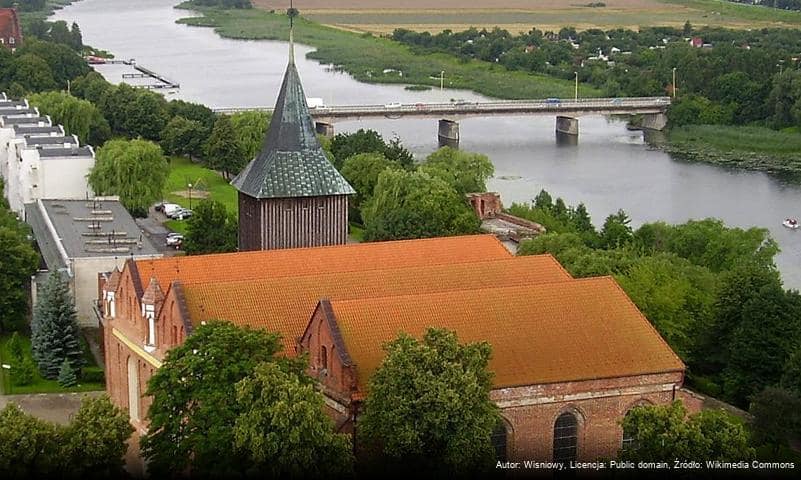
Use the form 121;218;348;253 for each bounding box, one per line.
0;334;104;395
666;125;801;175
253;0;801;33
162;156;238;234
176;5;593;99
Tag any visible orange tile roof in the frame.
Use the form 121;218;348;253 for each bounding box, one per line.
328;277;685;390
181;255;571;355
134;234;511;290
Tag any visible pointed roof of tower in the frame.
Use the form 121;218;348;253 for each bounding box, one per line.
231;24;354;199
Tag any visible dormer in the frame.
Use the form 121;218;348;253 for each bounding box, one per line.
141;277;165;353
103;267;121;319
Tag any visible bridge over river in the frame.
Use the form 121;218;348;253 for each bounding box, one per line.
213;97;671;148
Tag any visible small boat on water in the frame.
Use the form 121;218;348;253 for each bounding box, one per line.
783;218;799;229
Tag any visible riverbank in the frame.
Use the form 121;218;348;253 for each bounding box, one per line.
174;3;598;100
663;125;801;177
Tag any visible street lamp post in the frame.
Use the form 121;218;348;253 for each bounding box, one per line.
188;183;193;209
440;71;445;90
672;67;677;98
574;71;578;101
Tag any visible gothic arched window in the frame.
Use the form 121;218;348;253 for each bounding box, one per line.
553;412;578;463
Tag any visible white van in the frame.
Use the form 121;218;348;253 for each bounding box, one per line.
162;203;182;217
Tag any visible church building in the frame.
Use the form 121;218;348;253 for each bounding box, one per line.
231;32;354;251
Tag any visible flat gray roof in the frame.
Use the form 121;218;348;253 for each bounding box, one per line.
22;135;78;147
2;116;50;126
37;146;93;158
0;107;36;116
29;199;160;259
13;125;64;135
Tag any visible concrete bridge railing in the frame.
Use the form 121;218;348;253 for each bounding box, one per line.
213;97;671;148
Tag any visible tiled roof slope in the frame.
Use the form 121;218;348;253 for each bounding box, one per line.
181;255;572;354
133;235;512;290
231;51;354;199
328;277;685;390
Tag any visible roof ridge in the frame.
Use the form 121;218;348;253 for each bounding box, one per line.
135;234;508;267
176;254;557;288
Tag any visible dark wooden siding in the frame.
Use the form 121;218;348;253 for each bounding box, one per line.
261;195;348;250
238;193;263;251
240;194;349;251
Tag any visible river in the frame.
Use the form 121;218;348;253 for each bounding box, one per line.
52;0;801;288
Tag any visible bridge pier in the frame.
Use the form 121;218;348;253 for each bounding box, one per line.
438;119;459;149
556;116;579;139
315;121;335;137
640;112;668;131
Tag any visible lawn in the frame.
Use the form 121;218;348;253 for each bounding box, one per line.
0;333;104;395
176;4;592;100
162;156;239;234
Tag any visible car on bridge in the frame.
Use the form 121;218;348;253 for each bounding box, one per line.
545;98;561;105
384;102;402;109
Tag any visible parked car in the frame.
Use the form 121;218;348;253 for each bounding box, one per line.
169;208;193;220
166;233;184;247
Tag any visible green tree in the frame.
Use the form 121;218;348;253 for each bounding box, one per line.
142;321;307;477
28;91;111;146
723;282;801;406
749;386;801;451
620;401;754;462
71;71;112;106
340;152;399;212
183;200;237;255
600;209;633;249
17;39;90;88
204;115;245;179
11;356;36;387
234;362;353;477
0;404;64;477
330;129;413;169
698;262;783;376
69;22;83;51
362;169;480;241
359;328;499;475
61;395;134;478
781;346;801;395
616;253;717;361
419;146;494;194
57;358;78;387
12;53;56;93
48;21;72;47
0;395;131;479
98;84;169;140
229;110;270;160
167;99;216;130
30;271;84;380
88;139;169;217
159;116;206;158
0;188;39;333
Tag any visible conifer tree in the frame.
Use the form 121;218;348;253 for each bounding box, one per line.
58;359;78;387
31;271;84;379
